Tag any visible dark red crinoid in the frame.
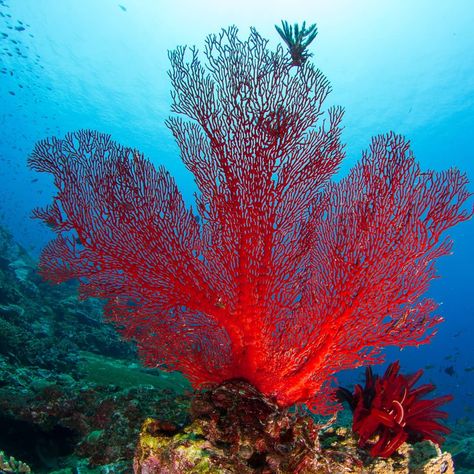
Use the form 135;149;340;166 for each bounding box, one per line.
337;361;452;458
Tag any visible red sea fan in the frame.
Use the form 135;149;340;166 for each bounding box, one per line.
28;26;471;415
337;361;453;457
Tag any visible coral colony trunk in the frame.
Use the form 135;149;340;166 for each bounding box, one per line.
29;26;470;416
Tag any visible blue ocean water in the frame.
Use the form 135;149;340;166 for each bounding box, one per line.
0;0;473;470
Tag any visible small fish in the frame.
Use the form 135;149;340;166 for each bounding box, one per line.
31;178;38;183
118;4;127;11
444;365;455;377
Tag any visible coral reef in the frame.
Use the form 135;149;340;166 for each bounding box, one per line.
0;225;134;374
0;221;464;472
444;419;474;472
133;380;455;473
0;224;190;472
0;15;471;473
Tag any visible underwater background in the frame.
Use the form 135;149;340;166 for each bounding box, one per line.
0;0;473;472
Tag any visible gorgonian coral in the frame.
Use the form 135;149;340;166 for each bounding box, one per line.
28;26;471;414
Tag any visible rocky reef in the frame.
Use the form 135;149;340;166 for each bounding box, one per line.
133;379;454;474
0;225;190;472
